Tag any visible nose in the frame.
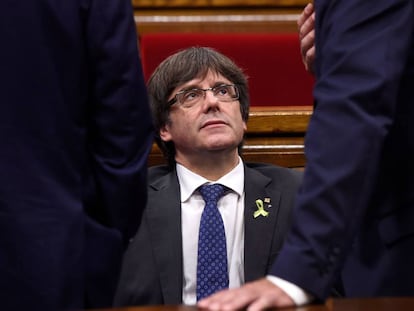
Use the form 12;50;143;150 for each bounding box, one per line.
202;89;220;109
203;90;219;111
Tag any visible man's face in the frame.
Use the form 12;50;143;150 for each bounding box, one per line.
160;71;247;162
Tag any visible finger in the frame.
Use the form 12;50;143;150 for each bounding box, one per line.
242;287;293;311
300;29;315;55
299;11;315;40
304;2;314;15
297;3;314;32
198;283;262;311
247;294;295;311
302;46;315;74
198;288;250;311
246;284;296;311
303;12;315;36
300;32;314;71
305;46;316;73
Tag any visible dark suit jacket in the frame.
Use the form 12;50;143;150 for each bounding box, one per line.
0;1;153;310
114;162;302;306
271;0;414;301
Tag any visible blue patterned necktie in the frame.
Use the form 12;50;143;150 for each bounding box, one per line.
196;183;229;301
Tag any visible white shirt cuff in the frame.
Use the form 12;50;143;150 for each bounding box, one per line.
266;275;313;306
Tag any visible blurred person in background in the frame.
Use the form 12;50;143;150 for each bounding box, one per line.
0;0;153;309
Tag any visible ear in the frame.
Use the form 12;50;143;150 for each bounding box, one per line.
242;120;247;132
159;124;173;142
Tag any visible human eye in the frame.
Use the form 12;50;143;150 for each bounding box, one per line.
214;85;234;99
181;89;202;104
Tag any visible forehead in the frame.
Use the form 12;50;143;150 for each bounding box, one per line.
174;70;232;92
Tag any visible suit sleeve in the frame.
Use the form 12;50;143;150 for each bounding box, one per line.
270;0;413;300
83;0;153;244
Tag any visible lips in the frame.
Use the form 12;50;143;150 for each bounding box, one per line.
200;119;227;129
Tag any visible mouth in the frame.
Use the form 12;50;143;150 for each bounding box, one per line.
200;119;227;129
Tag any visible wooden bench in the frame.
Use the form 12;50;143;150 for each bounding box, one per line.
148;105;312;169
133;0;308;34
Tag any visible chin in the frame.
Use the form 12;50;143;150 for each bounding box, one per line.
205;140;238;151
202;133;242;150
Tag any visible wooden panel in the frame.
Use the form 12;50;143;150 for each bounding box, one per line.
133;0;308;34
242;137;306;169
135;9;301;34
148;106;312;168
133;0;309;8
247;106;312;134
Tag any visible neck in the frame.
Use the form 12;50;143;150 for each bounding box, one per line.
175;150;240;181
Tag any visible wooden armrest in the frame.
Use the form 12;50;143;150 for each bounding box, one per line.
247;106;312;134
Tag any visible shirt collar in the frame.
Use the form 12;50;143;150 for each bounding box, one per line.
176;157;245;202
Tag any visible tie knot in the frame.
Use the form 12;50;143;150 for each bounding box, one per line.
199;184;225;204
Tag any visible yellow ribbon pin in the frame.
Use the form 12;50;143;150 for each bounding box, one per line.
253;199;269;218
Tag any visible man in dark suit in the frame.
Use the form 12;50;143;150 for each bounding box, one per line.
199;1;414;310
113;47;302;306
0;1;153;310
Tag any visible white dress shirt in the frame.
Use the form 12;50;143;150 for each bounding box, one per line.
177;159;311;306
266;275;313;306
177;158;245;305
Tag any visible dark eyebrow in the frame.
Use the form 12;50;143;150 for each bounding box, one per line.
213;82;232;87
177;81;232;92
185;86;200;91
177;84;201;92
186;81;232;91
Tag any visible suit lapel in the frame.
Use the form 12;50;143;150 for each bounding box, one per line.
243;165;282;282
146;170;183;304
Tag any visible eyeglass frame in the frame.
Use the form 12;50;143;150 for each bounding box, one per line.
167;84;240;107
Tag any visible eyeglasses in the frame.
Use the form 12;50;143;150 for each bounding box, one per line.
168;84;239;108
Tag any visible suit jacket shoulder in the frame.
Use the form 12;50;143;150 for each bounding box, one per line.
245;162;302;187
243;162;302;281
114;165;183;306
